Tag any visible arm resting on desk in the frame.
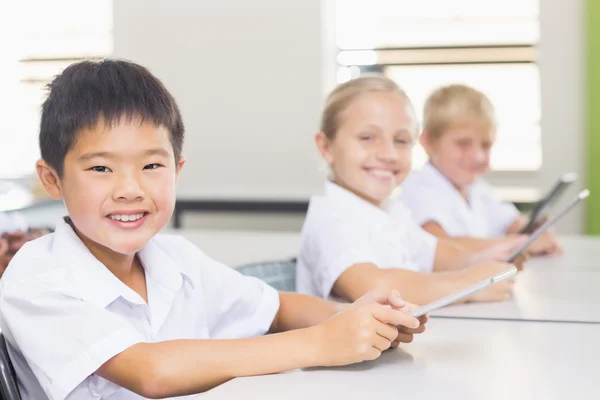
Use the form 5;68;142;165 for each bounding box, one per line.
333;262;516;306
96;328;322;398
97;292;419;398
423;221;527;269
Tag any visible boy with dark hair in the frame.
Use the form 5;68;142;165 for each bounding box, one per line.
0;59;425;400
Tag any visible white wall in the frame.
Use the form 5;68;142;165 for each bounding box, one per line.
113;0;327;203
113;0;586;233
538;0;585;233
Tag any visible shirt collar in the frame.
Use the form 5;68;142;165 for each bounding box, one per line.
323;180;391;224
51;219;192;309
422;161;476;204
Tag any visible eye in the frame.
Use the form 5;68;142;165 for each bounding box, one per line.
89;166;112;173
394;138;409;145
359;134;373;141
143;163;163;170
456;139;471;148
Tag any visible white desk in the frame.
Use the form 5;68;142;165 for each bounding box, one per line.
431;269;600;323
201;318;600;400
431;236;600;323
526;235;600;272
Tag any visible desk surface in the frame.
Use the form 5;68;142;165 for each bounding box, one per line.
201;318;600;400
431;236;600;323
431;269;600;323
526;235;600;271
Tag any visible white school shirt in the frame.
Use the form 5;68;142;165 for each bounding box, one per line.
399;162;520;238
0;211;28;236
295;181;438;299
0;219;280;400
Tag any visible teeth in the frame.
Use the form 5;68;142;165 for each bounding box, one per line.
110;213;144;222
369;169;394;178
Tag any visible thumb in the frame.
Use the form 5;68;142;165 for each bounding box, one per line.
0;239;8;254
386;290;406;309
355;288;404;307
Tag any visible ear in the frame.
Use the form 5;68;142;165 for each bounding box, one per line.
175;155;186;180
315;131;335;165
419;130;434;154
36;160;63;200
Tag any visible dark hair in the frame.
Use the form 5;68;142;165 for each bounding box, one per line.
40;59;184;176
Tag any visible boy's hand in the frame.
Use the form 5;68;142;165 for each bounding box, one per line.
391;313;428;348
527;231;562;256
384;297;428;348
354;290;428;348
313;291;420;366
476;236;529;270
462;261;517;303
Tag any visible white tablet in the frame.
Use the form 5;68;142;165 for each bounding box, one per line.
521;173;578;234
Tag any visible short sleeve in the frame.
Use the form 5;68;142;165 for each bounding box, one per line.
405;221;438;273
0;281;145;400
303;217;380;299
399;183;455;232
390;203;438;273
195;251;281;339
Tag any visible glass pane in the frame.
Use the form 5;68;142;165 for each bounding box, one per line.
384;64;541;171
335;0;539;49
0;1;112;179
17;0;113;58
19;60;80;83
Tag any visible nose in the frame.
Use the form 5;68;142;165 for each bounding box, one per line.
113;171;145;201
473;146;486;164
376;138;398;162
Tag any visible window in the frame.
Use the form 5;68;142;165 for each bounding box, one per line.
0;0;112;179
334;0;540;171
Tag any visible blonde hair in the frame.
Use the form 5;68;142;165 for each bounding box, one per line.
423;84;496;141
320;75;416;139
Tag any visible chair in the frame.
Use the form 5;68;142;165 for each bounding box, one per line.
0;334;21;400
236;258;297;292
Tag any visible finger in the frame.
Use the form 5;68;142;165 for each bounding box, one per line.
0;239;8;254
371;304;419;329
386;290;405;308
395;301;419;313
512;235;529;249
390;340;400;349
354;288;391;307
359;288;405;308
376;321;400;342
372;334;392;353
395;331;414;344
398;323;426;335
364;347;382;361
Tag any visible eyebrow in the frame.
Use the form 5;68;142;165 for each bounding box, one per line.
394;128;413;135
79;148;171;161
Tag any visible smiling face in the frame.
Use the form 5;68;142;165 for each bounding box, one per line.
422;124;494;189
316;91;418;206
421;84;497;192
37;118;185;259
